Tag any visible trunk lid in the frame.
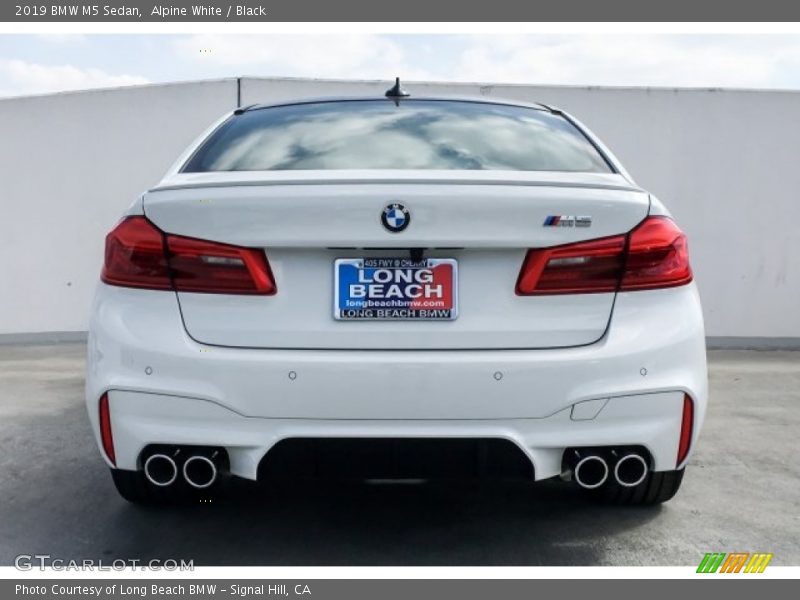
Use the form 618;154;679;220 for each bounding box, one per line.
144;171;648;350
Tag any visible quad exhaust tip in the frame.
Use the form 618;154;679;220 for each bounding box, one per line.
568;448;650;490
613;453;648;487
573;455;609;489
143;453;178;487
182;455;218;489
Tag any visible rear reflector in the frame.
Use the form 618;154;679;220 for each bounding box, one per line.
101;216;276;295
676;394;694;467
516;216;693;295
98;393;115;465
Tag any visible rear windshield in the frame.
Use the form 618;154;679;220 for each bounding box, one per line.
183;100;613;173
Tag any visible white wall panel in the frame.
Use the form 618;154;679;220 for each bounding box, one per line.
0;80;237;334
1;76;797;339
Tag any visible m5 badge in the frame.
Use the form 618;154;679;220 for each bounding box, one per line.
543;215;592;227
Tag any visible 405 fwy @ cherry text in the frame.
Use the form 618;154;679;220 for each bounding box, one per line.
15;584;312;598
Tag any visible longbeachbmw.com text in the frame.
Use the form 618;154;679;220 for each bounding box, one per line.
14;4;269;18
15;584;312;598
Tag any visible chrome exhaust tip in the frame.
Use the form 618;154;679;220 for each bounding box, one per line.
573;455;609;489
614;454;648;487
143;453;178;487
182;455;218;489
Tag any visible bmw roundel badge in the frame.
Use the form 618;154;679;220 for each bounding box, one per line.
381;203;410;233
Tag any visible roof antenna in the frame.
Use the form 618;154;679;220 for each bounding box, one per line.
385;77;410;105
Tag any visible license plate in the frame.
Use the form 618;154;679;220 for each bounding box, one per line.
334;258;458;320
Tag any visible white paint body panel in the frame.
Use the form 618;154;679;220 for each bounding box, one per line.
145;172;644;249
86;282;707;479
142;176;649;349
174;248;617;350
85;101;708;482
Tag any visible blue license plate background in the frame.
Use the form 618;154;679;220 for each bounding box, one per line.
334;258;458;320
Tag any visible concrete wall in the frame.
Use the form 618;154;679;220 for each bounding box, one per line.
1;76;798;341
0;79;236;335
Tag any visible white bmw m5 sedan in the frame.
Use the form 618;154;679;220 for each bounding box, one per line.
86;86;707;505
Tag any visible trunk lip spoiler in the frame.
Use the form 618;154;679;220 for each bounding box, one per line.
150;172;643;194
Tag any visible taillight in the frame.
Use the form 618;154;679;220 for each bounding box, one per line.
166;235;275;294
516;216;692;295
101;216;276;295
516;234;626;295
620;216;693;291
98;393;115;465
677;394;694;467
101;216;171;290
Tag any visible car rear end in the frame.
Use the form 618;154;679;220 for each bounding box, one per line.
86;97;707;504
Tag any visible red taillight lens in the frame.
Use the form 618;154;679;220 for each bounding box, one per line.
101;216;276;295
677;394;694;467
621;216;693;291
516;234;626;295
101;216;171;290
516;216;692;295
98;393;115;465
166;235;275;295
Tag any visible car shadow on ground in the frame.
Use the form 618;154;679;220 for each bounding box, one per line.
96;475;664;566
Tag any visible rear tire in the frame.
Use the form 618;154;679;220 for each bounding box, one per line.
110;468;223;505
590;468;685;505
110;468;168;505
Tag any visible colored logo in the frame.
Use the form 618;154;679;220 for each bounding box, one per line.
382;203;410;233
696;552;773;573
543;215;592;228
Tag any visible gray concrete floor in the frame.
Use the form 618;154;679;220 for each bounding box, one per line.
0;343;798;566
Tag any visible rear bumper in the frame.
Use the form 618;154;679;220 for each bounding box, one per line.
86;283;708;481
106;389;689;481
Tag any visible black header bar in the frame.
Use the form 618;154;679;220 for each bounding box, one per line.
4;0;800;22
